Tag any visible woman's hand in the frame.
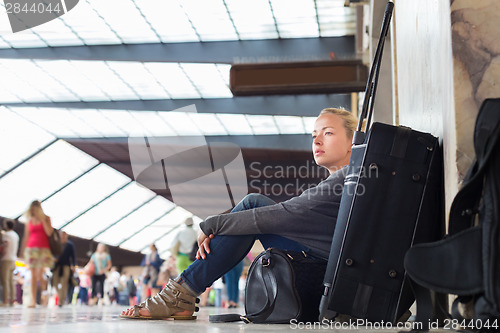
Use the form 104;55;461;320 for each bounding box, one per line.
196;232;215;260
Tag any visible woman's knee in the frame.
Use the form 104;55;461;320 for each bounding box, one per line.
241;193;273;209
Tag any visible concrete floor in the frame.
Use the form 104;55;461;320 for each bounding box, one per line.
0;304;456;333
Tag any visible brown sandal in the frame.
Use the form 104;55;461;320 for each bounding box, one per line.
120;279;198;320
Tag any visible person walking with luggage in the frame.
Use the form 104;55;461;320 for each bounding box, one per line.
120;108;356;320
52;231;76;307
1;220;19;306
20;200;55;308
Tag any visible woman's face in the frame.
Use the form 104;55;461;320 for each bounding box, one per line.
97;244;105;253
312;113;352;174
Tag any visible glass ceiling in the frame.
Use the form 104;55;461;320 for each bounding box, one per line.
7;106;317;138
0;107;200;254
0;0;355;48
0;60;233;103
0;0;355;256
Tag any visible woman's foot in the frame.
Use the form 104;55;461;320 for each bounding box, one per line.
121;307;193;318
120;279;198;320
227;301;238;308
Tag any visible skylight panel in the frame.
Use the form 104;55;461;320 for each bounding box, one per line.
181;0;238;41
11;60;77;100
36;60;108;101
91;0;159;43
60;0;122;45
70;61;136;99
0;107;55;175
215;64;231;86
216;114;253;135
62;182;155;238
0;90;20;103
316;0;356;36
12;107;82;138
180;63;232;98
224;0;278;39
43;164;131;229
0;39;9;48
157;111;203;136
189;113;228;136
70;109;128;137
145;63;200;99
0;61;49;102
119;225;178;253
149;206;192;228
153;231;178;256
302;116;317;134
106;62;169;100
29;16;83;47
0;30;46;48
246;115;279;135
93;196;172;246
133;0;199;43
270;0;319;38
119;205;195;252
274;115;307;134
0;140;98;219
129;111;178;137
99;110;151;137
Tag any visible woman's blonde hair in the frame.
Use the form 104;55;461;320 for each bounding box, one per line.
25;200;47;222
319;107;358;140
97;243;109;253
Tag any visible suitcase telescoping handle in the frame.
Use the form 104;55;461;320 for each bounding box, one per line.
318;1;395;323
352;1;394;146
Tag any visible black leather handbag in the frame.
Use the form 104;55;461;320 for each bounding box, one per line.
210;248;327;324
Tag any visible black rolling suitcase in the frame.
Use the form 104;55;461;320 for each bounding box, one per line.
318;1;444;323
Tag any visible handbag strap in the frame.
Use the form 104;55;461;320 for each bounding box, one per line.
241;266;279;323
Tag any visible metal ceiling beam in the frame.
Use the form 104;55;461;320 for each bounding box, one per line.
0;37;354;63
3;94;351;117
68;134;313;151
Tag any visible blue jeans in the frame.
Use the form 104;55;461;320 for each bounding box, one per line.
180;193;310;295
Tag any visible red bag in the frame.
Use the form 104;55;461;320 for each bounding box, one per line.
85;259;95;276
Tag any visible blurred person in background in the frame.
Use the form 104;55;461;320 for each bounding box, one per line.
1;219;19;306
20;200;55;308
78;268;91;305
170;217;197;274
141;244;163;297
108;267;121;305
223;259;244;308
126;275;137;306
89;243;112;305
52;231;76;307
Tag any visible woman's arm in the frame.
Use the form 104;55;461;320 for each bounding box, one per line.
42;216;53;237
106;256;112;272
200;169;346;239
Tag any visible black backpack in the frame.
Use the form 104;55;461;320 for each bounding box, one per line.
404;99;500;331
